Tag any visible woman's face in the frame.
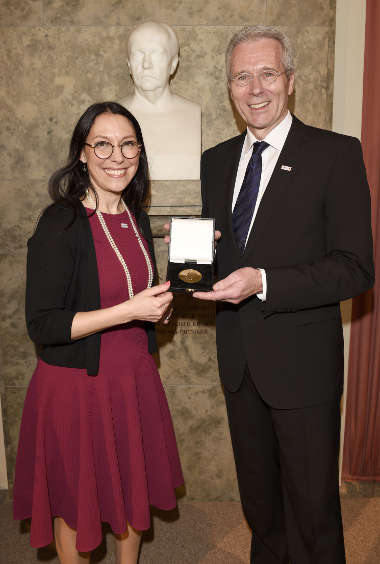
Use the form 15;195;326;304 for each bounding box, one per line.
80;112;140;198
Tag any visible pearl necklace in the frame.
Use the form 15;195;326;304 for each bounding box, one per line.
86;192;153;299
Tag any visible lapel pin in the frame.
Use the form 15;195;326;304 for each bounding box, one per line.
281;165;292;172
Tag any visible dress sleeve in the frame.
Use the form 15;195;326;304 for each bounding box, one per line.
25;206;78;345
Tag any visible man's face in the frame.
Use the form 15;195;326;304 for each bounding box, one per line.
128;27;177;93
229;38;294;139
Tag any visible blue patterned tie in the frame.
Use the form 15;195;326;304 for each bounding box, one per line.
232;141;269;251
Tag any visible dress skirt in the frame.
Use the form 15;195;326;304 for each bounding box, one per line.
13;208;183;552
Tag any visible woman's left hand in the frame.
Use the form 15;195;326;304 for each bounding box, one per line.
161;306;173;324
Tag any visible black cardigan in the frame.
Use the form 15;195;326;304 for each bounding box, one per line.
25;200;157;376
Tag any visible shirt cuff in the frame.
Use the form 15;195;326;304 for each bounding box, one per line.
256;268;267;301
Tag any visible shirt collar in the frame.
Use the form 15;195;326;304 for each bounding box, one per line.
243;111;293;154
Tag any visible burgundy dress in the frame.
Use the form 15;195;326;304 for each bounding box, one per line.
13;209;183;552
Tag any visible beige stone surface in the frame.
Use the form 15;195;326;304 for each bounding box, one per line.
289;25;333;129
165;384;239;500
1;388;27;484
156;294;218;387
44;0;266;26
0;181;50;253
148;212;202;236
177;26;246;150
1;22;333;182
0;0;43;26
267;0;336;27
1;27;133;180
150;180;201;208
0;253;37;389
0;1;336;500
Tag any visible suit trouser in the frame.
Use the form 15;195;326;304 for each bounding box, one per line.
224;369;346;564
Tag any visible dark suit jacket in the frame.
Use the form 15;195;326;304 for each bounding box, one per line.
26;200;157;376
201;116;374;408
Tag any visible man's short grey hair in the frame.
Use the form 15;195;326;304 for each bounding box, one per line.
128;21;179;60
225;25;295;80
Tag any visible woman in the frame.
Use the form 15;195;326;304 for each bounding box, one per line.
13;102;183;563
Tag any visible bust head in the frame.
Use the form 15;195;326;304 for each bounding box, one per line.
127;22;179;96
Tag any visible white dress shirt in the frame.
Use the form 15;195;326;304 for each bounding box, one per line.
232;111;293;300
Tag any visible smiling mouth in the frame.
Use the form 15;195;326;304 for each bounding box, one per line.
248;101;270;109
104;169;127;177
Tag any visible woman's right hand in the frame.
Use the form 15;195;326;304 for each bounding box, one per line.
125;281;173;323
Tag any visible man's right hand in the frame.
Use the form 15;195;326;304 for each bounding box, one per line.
193;267;263;304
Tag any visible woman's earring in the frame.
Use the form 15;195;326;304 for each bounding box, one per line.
82;162;87;174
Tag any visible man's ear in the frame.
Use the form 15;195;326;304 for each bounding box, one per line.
170;54;179;75
287;71;295;96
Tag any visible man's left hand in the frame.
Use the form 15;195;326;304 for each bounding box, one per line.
193;267;263;304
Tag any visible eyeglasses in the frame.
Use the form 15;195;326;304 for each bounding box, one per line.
230;70;287;88
84;140;141;159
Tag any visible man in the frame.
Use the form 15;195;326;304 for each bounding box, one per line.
122;21;201;180
193;25;374;563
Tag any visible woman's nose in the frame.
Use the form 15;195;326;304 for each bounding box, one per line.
110;146;124;162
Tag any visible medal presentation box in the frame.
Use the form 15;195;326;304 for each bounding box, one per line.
167;217;215;293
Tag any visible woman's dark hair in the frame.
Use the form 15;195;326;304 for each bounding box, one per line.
48;101;149;221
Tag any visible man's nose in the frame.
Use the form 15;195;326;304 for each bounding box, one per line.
142;53;153;69
247;75;265;96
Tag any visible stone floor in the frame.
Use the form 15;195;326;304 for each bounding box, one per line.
0;491;380;563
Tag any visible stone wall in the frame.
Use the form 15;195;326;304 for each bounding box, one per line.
0;0;336;500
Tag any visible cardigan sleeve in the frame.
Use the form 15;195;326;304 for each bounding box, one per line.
139;209;158;355
25;205;78;345
139;209;158;282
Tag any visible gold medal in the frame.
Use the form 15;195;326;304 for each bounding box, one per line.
178;268;202;284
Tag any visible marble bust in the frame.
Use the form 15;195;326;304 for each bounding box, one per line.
122;22;201;180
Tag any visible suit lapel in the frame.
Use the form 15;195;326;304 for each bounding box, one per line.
244;117;309;253
218;133;245;238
